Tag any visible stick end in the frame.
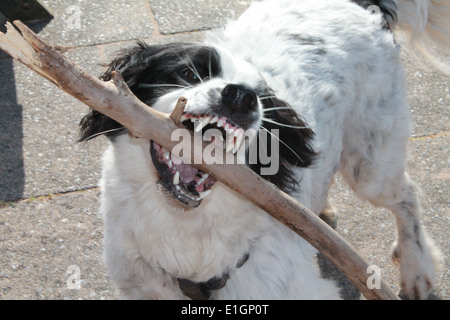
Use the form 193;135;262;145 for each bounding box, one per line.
170;97;188;124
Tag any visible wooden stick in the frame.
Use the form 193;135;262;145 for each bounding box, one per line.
169;96;188;124
0;20;399;300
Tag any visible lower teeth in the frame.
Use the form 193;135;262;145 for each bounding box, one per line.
173;171;180;185
198;190;212;199
171;170;212;201
159;144;213;202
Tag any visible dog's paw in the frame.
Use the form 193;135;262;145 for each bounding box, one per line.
392;237;442;300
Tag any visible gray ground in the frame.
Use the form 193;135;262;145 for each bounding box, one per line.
0;0;448;300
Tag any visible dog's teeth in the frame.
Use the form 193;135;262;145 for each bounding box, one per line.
235;130;245;151
226;126;235;135
195;120;204;132
210;116;218;124
180;115;188;122
163;151;170;161
217;119;224;128
176;185;181;191
196;173;209;186
173;171;180;185
226;136;235;153
201;117;211;127
198;190;212;199
168;160;173;168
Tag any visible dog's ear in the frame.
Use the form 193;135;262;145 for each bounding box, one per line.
249;96;316;192
100;41;150;87
78;42;150;142
263;97;316;168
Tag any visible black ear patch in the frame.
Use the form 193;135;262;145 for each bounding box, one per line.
249;94;316;192
78;43;150;142
263;97;316;167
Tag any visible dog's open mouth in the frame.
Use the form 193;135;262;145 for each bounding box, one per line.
150;112;246;208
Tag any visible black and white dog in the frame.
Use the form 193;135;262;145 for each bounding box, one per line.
80;0;447;299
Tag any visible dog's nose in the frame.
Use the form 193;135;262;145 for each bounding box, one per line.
221;84;258;113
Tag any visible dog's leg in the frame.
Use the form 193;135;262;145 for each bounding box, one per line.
319;177;338;229
341;152;441;299
388;173;442;299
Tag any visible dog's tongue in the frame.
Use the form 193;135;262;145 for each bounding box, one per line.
173;161;199;183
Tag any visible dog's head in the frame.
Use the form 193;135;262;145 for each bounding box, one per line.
80;41;316;209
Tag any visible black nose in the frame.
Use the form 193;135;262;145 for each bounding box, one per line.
221;84;258;113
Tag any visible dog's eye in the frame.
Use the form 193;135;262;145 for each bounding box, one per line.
182;68;201;83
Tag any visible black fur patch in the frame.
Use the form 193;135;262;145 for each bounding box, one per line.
249;86;316;192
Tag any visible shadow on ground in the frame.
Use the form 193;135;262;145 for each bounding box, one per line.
0;17;50;201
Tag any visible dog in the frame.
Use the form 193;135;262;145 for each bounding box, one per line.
79;0;447;299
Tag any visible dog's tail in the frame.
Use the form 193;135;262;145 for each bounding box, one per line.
385;0;450;73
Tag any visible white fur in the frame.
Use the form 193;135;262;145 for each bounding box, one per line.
99;0;446;299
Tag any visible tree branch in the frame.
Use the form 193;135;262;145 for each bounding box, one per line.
0;20;399;300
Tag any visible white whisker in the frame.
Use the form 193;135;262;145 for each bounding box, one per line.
208;51;213;80
262;107;293;112
262;117;307;129
259;95;277;100
138;83;188;89
178;77;192;87
171;49;203;84
260;126;304;164
84;127;126;141
185;56;204;84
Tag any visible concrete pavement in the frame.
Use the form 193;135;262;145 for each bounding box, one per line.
0;0;448;300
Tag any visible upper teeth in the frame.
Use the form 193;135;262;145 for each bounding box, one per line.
210;116;218;124
182;113;245;155
195;117;211;132
199;190;212;199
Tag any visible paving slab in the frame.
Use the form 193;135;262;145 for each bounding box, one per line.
6;59;106;200
0;189;116;300
149;0;252;34
27;0;154;47
400;45;450;137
